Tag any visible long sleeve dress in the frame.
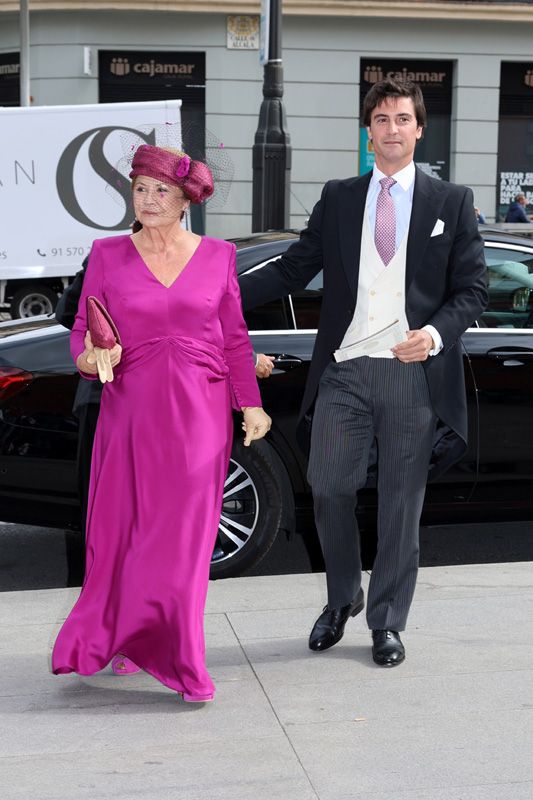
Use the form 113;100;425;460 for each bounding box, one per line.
52;234;262;700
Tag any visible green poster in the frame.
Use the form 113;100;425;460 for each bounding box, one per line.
359;127;375;175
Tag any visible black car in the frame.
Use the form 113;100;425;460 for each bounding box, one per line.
1;230;533;579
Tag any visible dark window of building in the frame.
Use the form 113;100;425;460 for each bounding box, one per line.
0;52;20;106
497;62;533;222
98;51;206;232
359;59;453;181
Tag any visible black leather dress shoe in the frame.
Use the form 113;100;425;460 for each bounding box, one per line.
309;589;364;651
372;630;405;667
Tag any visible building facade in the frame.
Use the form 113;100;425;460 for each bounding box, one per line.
1;1;533;234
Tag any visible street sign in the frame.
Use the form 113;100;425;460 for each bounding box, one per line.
260;0;270;65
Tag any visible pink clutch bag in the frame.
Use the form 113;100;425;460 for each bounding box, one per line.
86;296;121;349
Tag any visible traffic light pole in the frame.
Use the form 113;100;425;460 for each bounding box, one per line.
252;0;291;232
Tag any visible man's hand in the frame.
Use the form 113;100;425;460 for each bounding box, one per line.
255;354;275;379
392;330;434;363
241;407;272;446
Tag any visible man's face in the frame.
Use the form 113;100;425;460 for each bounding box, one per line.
367;96;423;174
519;196;527;207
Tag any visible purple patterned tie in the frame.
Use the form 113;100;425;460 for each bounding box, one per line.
375;176;397;266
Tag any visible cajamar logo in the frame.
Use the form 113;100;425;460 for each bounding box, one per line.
364;64;446;85
110;57;195;78
364;66;384;84
110;58;130;76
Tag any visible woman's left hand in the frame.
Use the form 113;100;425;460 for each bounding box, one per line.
241;407;272;446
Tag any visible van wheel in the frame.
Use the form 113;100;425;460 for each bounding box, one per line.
11;285;57;318
209;440;283;579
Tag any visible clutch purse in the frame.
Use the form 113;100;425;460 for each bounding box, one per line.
86;296;121;383
87;296;121;349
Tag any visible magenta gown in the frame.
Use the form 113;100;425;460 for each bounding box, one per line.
52;235;261;699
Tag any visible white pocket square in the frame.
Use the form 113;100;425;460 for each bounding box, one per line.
431;219;445;237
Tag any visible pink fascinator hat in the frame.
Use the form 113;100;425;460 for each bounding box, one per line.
129;144;214;204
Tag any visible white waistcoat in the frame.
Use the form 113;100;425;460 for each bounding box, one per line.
340;204;409;359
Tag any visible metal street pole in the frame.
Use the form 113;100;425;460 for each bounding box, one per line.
19;0;30;106
252;0;291;232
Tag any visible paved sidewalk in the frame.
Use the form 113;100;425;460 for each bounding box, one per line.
1;563;533;800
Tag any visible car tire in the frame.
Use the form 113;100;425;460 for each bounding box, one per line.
209;439;283;580
10;285;58;318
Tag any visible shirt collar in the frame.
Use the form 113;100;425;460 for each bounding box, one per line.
371;161;415;192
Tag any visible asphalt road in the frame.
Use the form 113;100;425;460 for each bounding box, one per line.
1;518;532;592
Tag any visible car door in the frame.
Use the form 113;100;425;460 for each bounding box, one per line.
0;321;79;526
422;346;480;509
294;269;480;511
241;262;317;495
247;263;482;511
466;240;533;508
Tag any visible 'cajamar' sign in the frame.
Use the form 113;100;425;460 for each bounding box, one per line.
100;51;204;84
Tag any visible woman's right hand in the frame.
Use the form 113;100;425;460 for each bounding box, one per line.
76;331;122;378
76;331;98;375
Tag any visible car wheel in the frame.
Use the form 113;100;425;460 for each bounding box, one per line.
11;285;58;318
209;440;283;579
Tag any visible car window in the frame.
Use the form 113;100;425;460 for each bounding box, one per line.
243;297;294;331
481;246;533;329
241;257;296;331
291;271;323;329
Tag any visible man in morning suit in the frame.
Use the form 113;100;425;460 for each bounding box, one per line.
239;80;488;667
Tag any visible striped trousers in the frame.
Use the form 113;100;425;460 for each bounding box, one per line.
307;356;436;631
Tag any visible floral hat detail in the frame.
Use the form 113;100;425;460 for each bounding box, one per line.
129;144;214;204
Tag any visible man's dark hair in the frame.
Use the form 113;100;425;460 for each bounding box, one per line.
362;79;427;129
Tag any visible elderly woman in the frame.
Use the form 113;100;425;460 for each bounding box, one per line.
52;145;271;703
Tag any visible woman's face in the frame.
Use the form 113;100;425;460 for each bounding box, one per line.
132;175;189;228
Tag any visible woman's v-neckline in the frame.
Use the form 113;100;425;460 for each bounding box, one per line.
128;235;205;289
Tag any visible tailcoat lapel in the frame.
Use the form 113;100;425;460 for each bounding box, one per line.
405;167;448;290
338;172;372;301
